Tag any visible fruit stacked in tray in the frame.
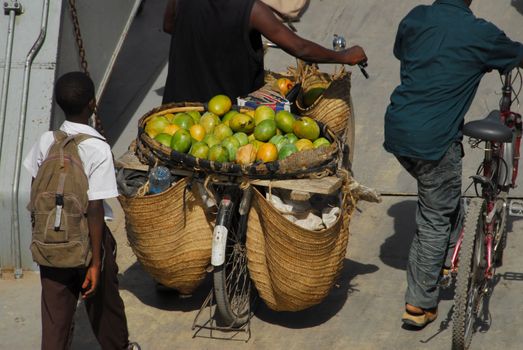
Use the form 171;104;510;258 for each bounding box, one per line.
136;95;341;180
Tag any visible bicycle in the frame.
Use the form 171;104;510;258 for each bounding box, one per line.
450;68;522;350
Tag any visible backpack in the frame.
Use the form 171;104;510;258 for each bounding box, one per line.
29;131;93;268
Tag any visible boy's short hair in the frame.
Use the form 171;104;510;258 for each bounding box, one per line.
55;72;95;115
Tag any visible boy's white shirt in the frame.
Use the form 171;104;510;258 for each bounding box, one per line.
23;121;118;220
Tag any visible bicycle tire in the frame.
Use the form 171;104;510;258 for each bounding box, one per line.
452;197;487;350
213;199;251;328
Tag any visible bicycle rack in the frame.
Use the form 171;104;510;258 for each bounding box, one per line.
509;199;523;217
191;288;252;342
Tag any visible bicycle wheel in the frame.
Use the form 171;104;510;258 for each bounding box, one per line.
452;198;487;350
213;197;252;328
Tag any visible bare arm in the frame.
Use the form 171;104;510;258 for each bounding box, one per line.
82;199;104;299
250;1;366;65
163;0;176;34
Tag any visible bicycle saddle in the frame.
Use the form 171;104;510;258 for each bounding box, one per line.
462;110;513;143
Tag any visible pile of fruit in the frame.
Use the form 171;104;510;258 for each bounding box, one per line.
144;95;331;166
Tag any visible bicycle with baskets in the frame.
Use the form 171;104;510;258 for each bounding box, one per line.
449;68;522;350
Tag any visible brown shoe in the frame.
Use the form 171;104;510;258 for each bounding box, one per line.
401;304;438;328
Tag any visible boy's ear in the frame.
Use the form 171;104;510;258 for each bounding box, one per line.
87;98;96;113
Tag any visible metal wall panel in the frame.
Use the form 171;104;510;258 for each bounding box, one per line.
0;0;139;274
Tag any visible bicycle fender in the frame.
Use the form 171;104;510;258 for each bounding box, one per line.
211;225;228;266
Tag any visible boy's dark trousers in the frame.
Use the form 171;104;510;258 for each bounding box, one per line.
39;225;130;350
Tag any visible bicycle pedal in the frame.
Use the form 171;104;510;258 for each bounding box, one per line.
509;199;523;217
439;274;452;289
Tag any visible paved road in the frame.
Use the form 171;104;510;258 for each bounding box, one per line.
2;196;523;349
2;1;523;349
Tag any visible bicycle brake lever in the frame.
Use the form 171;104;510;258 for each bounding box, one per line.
358;63;369;79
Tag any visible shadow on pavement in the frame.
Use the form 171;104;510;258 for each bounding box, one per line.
512;0;523;15
254;258;378;329
118;261;212;312
380;199;417;270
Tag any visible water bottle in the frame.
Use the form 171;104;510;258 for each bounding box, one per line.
148;166;171;194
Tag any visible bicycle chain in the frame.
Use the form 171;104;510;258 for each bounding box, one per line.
67;0;106;137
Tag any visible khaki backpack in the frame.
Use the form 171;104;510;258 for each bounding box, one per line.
29;131;94;268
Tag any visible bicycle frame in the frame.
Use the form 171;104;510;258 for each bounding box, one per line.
450;71;522;280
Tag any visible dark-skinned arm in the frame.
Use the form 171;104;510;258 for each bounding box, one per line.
250;1;367;65
163;0;176;34
82;199;104;299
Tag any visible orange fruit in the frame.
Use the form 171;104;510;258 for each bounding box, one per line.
293;117;320;141
253;119;277;141
275;78;293;96
236;144;257;165
163;123;181;136
189;124;206;141
295;139;314;151
171;113;194;130
256;142;278;163
278;143;298;160
208;94;232;116
254;105;275;125
313;137;331;148
170;129;192;153
145;116;170;138
275;110;295;133
154;133;172;147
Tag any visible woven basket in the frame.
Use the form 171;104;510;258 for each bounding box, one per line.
295;65;353;135
136;102;340;179
118;177;212;294
246;177;354;311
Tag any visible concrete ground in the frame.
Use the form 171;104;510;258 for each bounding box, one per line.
2;196;523;349
2;0;523;349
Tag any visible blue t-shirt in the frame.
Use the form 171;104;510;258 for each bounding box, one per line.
384;0;523;160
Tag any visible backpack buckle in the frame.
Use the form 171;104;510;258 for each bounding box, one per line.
54;194;64;231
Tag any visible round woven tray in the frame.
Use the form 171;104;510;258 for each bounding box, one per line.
136;102;340;180
118;177;212;294
245;176;355;311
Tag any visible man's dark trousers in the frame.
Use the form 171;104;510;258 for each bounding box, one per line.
40;226;129;350
396;142;463;309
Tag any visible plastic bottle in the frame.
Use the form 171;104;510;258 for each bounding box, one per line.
148;166;171;194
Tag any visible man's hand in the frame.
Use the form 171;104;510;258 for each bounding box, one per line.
342;46;367;66
82;264;101;299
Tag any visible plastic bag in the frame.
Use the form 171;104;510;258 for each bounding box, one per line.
261;0;308;20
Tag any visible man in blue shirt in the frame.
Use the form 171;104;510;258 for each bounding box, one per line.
384;0;523;328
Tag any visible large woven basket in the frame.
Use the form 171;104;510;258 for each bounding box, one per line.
246;177;354;311
136;102;340;179
118;178;213;294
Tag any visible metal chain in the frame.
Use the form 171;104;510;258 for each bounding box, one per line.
67;0;106;137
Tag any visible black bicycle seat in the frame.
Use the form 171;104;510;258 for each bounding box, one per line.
463;110;513;143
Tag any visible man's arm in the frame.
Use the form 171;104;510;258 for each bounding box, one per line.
163;0;176;34
250;1;366;65
82;199;104;299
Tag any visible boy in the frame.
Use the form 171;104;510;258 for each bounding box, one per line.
23;72;140;349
